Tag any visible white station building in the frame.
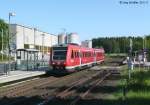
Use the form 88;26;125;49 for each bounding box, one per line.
10;24;58;60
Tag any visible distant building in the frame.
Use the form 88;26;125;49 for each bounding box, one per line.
10;24;58;60
58;33;66;45
67;33;80;45
81;40;92;48
58;32;81;45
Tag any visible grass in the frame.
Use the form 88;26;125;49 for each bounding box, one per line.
105;53;127;57
115;66;150;105
93;66;150;105
96;55;150;105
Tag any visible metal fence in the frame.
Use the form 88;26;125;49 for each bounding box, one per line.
0;60;49;75
0;62;16;75
16;60;49;71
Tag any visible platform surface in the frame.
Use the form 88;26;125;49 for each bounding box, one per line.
0;70;45;84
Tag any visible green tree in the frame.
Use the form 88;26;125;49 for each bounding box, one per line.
92;35;150;54
0;19;8;51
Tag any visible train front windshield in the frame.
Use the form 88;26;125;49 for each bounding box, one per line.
52;47;67;60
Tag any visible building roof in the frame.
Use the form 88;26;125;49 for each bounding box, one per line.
11;24;57;36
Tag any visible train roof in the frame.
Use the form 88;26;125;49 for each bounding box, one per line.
52;44;105;52
53;43;80;47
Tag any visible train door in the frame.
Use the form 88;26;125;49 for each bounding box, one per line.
79;49;81;66
94;51;97;64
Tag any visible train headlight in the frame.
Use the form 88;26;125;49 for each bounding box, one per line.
52;62;55;65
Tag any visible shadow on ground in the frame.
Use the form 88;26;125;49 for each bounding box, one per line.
0;96;150;105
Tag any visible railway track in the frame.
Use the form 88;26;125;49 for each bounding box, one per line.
0;69;98;105
0;67;120;105
69;72;111;105
37;70;104;105
0;77;55;97
42;70;113;105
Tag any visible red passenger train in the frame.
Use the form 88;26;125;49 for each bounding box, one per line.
49;44;104;72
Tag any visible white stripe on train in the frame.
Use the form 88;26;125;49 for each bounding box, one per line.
65;60;104;69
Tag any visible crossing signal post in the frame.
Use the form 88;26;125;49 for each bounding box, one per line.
127;38;133;79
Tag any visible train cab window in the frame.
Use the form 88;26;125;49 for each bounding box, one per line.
53;50;67;60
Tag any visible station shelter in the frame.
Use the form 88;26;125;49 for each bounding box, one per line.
16;49;39;70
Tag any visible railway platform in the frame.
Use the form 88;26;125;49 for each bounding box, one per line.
0;70;45;84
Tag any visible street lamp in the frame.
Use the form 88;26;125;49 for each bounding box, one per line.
8;12;16;73
41;33;45;66
0;29;4;61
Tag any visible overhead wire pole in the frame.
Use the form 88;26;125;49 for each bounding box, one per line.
61;28;66;43
143;36;145;50
128;38;133;79
142;36;145;64
41;33;45;67
143;35;146;63
2;29;4;61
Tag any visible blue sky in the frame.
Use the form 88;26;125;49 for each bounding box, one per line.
1;0;150;41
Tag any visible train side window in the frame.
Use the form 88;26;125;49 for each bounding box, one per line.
76;52;77;58
76;52;78;58
80;52;82;58
73;51;75;58
82;52;84;58
75;51;77;58
71;50;74;58
75;52;76;58
79;52;81;57
83;52;84;58
77;52;79;58
74;51;77;58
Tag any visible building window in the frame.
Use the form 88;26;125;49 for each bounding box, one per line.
24;44;29;49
